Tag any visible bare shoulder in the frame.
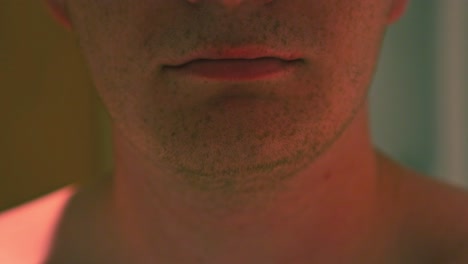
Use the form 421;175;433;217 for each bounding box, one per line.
397;168;468;263
0;186;76;264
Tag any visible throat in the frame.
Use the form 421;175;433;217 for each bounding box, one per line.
106;161;396;264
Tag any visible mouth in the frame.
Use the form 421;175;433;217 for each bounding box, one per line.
164;45;303;67
162;45;303;81
164;57;302;81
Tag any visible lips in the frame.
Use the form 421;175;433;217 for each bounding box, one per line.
164;46;303;67
165;57;301;81
161;45;303;81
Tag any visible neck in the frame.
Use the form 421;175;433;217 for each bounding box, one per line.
105;105;400;263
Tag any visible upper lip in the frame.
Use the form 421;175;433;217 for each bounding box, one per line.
165;45;303;67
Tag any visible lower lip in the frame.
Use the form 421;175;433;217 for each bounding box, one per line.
166;58;301;81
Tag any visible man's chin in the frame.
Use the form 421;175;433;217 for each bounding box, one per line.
154;132;322;192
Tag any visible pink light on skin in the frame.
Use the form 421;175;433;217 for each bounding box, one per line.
0;186;77;264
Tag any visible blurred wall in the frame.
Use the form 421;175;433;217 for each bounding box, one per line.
433;1;468;187
0;0;101;211
370;0;468;188
370;0;438;175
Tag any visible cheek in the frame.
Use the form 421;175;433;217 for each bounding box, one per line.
68;3;141;94
326;3;388;71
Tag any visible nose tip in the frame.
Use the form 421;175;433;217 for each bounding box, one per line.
187;0;273;8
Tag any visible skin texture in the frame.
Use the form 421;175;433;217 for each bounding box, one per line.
55;0;400;204
39;0;468;263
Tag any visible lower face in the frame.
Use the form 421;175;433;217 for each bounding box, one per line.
67;0;390;194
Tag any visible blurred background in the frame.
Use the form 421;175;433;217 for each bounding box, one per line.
0;0;467;211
